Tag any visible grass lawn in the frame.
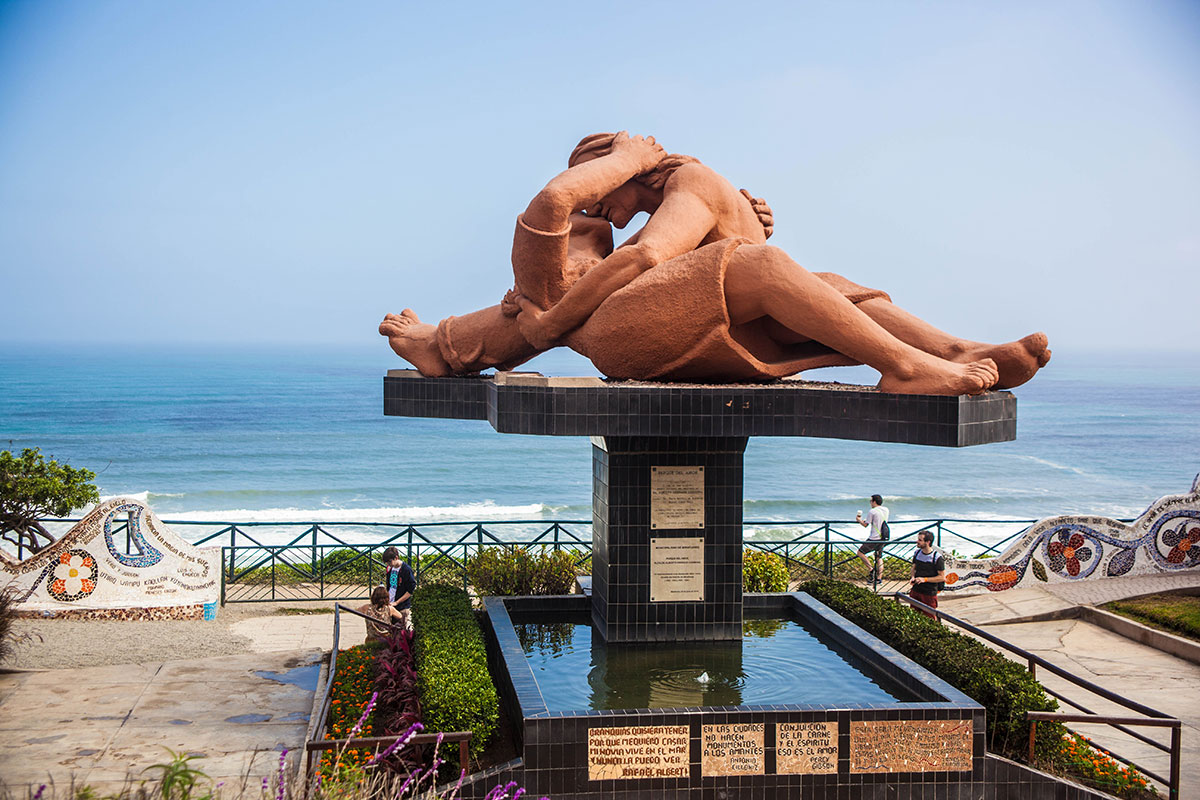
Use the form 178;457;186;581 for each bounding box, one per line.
1103;592;1200;642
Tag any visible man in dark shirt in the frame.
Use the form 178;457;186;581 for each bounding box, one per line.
909;530;945;621
381;546;416;630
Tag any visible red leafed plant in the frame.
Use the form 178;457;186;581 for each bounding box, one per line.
373;629;424;770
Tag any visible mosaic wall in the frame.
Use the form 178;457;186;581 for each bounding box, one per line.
1;498;220;616
942;474;1200;595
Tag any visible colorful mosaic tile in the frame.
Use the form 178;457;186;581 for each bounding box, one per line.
2;497;220;615
943;475;1200;594
46;548;100;602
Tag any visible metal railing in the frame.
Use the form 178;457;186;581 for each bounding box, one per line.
9;515;1057;603
304;603;471;778
185;517;1036;603
895;593;1182;800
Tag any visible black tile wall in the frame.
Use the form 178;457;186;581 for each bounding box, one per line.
591;437;748;643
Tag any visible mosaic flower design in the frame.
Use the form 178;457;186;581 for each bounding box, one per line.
985;564;1020;592
1046;530;1094;577
48;549;99;602
1162;521;1200;566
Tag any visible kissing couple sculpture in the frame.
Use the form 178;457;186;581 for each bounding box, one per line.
381;132;1049;395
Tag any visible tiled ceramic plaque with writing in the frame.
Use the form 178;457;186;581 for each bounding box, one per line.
701;723;764;776
850;720;973;773
776;721;838;774
588;725;690;781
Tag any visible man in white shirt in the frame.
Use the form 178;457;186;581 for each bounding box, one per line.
855;494;889;581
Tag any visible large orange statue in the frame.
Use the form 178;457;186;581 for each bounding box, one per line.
381;133;1049;395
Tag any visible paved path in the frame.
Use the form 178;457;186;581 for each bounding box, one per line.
941;572;1200;626
939;571;1200;800
0;612;363;793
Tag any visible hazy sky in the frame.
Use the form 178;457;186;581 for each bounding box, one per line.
1;1;1197;358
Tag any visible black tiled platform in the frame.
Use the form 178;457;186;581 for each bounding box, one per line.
384;370;1017;446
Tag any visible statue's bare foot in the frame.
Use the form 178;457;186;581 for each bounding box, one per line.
877;354;999;396
379;310;452;377
951;333;1051;390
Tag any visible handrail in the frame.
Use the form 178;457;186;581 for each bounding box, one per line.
894;593;1181;800
308;604;468;778
1026;712;1181;797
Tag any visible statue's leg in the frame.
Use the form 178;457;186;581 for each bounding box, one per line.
380;306;543;376
723;245;999;395
436;305;542;373
855;299;1051;390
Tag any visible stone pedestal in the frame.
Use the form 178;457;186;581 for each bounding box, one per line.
591;436;747;643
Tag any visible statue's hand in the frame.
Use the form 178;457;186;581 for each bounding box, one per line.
740;189;774;239
501;287;523;317
611;130;664;173
516;297;556;351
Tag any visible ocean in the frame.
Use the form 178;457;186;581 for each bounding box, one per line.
1;342;1197;550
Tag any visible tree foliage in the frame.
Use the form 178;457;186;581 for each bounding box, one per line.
0;447;99;551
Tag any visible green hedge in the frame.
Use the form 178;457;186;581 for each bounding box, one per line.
798;579;1062;760
412;584;499;756
466;545;579;596
743;549;789;592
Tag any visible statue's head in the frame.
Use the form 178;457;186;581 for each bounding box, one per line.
569;132;698;228
568;132;698;190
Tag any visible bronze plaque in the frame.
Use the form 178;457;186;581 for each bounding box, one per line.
650;537;704;602
776;721;838;774
588;725;690;781
850;720;973;773
701;723;764;776
650;465;705;529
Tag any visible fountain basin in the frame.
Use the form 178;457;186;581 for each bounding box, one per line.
479;592;985;798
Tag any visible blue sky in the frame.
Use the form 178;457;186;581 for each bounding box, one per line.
1;0;1197;361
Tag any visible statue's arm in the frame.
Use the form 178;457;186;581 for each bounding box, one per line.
522;133;662;234
531;172;719;342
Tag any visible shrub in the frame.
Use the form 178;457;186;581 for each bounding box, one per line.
466;546;578;596
319;643;380;776
373;630;423;772
743;549;789;592
412;585;498;756
1058;731;1155;798
782;544;909;582
0;447;99;553
798;578;1061;761
414;550;468;587
322;548;377;584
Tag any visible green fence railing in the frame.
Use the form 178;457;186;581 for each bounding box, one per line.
13;516;1055;604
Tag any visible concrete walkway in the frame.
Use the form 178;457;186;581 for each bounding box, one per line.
941;571;1200;626
0;614;363;793
939;571;1200;800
